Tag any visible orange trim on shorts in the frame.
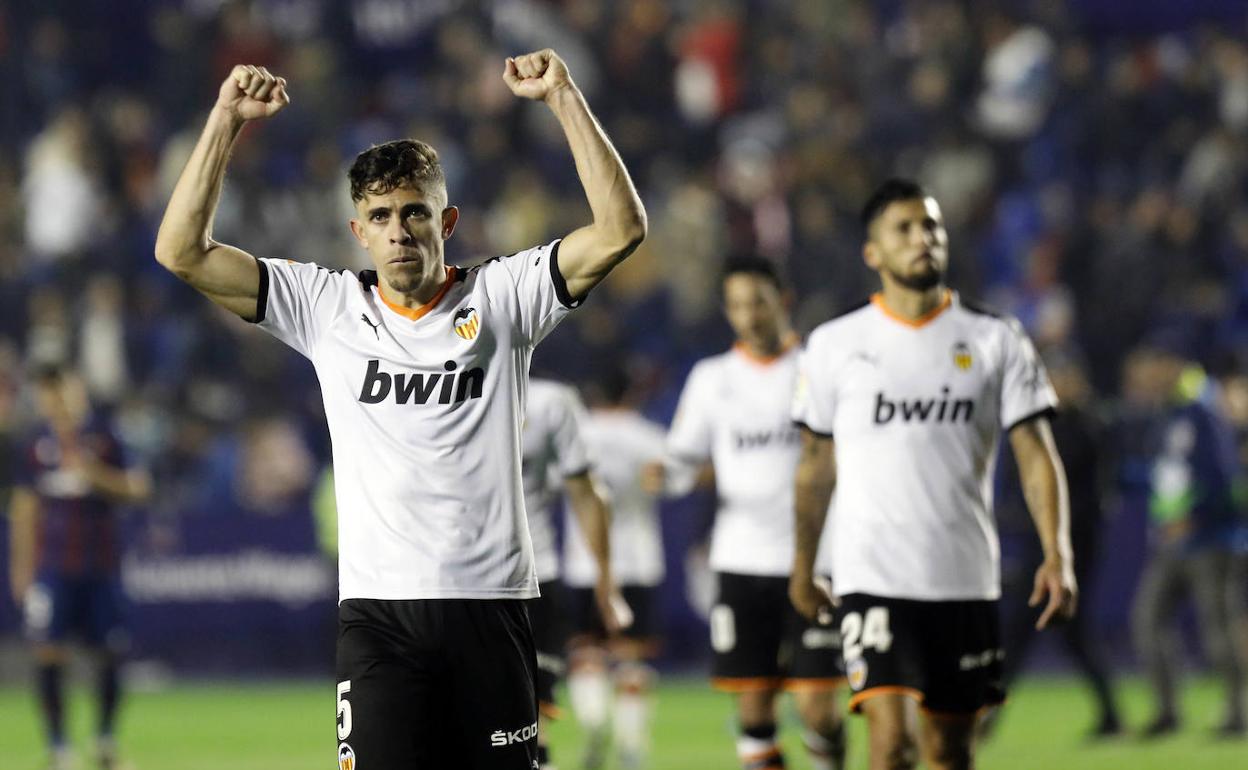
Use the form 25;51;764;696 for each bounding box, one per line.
539;701;564;720
782;676;847;693
711;676;784;693
848;685;924;713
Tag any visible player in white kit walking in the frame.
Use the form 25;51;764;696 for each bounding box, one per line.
666;257;846;770
790;179;1075;770
522;377;628;770
155;52;645;769
563;368;667;770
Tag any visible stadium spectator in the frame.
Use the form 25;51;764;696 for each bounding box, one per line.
1128;333;1248;737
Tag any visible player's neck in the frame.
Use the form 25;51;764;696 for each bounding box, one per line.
378;264;454;310
877;282;949;322
736;330;797;362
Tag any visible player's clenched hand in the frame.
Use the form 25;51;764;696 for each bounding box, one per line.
789;574;836;626
502;49;573;103
595;578;634;636
1030;557;1077;630
216;65;290;122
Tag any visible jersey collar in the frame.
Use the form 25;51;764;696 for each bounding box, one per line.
870;289;953;329
374;266;458;321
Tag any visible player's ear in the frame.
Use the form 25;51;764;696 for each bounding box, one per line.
862;240;880;270
348;219;369;249
441;206;460;240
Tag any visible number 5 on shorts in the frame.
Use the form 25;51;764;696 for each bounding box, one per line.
840;607;893;660
336;680;352;740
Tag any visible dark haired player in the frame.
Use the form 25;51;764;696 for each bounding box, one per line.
790;179;1075;770
665;257;846;770
155;53;645;769
10;366;151;770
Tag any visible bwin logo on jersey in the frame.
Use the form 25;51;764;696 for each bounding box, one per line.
874;387;973;425
359;359;485;405
338;742;356;770
454;307;481;340
952;341;973;371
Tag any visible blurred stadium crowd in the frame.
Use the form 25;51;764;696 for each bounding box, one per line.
2;0;1248;670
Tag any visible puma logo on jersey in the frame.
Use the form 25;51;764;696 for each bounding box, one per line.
873;387;973;425
454;307;480;340
360;314;381;339
732;428;799;450
358;359;485;405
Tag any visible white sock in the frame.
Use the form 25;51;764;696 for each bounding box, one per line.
613;662;655;762
568;665;611;733
738;726;783;769
803;728;833;770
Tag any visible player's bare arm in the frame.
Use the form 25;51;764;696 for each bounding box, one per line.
8;487;38;605
565;472;633;634
1009;415;1078;629
155;65;291;319
789;427;837;623
70;454;152;505
503;49;647;299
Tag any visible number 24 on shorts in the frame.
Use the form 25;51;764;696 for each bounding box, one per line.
841;607;893;660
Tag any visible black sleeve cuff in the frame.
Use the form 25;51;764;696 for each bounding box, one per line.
250;257;270;324
793;420;834;440
1005;405;1057;434
548;240;587;309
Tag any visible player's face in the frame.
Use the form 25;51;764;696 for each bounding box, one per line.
723;273;789;352
864;197;948;291
34;376;87;429
350;183;459;294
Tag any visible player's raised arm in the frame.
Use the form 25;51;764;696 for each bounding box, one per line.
155;65;291;320
1009;415;1078;629
503;49;646;299
564;472;632;634
789;427;837;623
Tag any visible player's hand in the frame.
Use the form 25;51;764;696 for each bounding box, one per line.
789;574;836;626
216;65;290;122
502;49;574;103
1030;557;1077;630
595;578;634;635
639;461;665;496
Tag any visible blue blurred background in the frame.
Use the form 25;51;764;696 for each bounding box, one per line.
1;0;1247;683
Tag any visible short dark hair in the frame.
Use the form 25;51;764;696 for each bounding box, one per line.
722;256;784;290
860;178;929;230
348;139;446;203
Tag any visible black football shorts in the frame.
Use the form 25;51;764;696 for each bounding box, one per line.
335;598;539;769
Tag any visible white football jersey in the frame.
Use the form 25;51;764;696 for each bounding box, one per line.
563;409;666;587
255;239;579;601
667;343;801;576
793;291;1058;601
522;378;592;583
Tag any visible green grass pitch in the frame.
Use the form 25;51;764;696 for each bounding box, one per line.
1;676;1242;768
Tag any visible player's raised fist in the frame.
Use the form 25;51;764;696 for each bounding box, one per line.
216;65;290;122
502;49;573;102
